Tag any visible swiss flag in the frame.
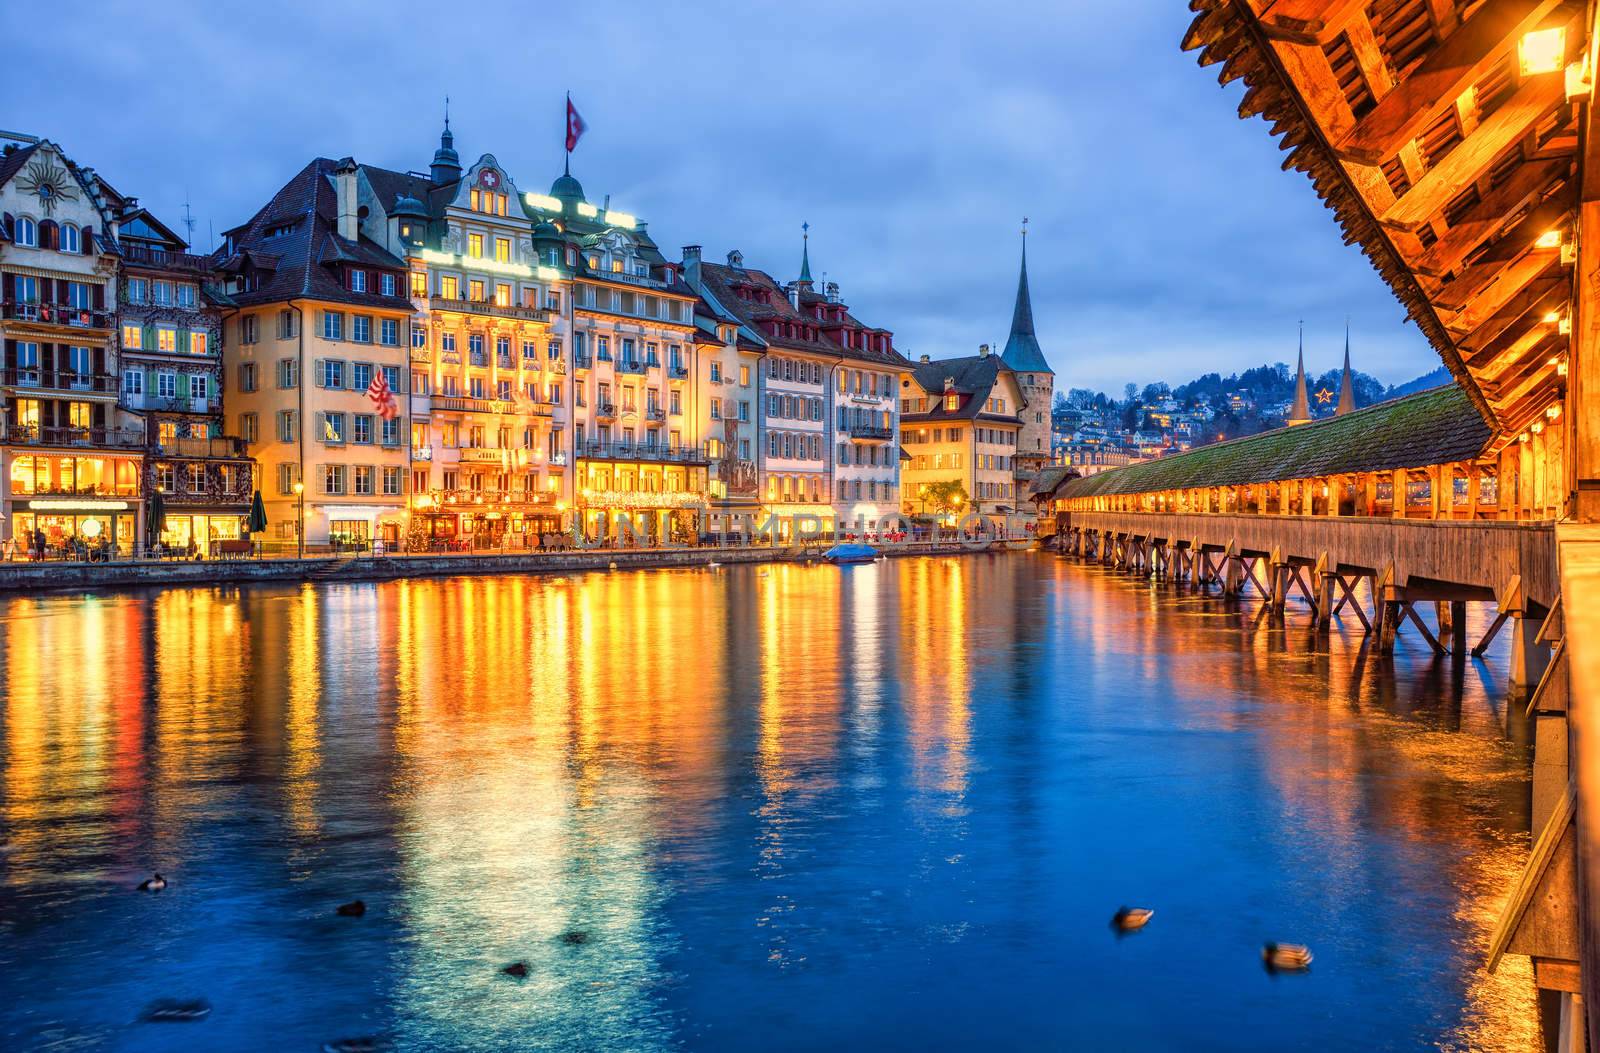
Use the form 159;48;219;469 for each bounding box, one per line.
566;96;587;153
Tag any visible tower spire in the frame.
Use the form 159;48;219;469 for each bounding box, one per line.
1000;218;1051;373
1287;321;1312;426
1336;319;1356;416
799;221;812;285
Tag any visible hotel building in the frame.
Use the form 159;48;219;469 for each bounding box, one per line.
356;124;568;550
215;157;415;549
540;170;708;544
0;136;143;552
900;347;1027;526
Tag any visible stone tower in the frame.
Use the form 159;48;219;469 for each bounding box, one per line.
1000;224;1054;471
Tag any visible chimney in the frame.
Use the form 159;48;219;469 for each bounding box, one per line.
786;281;800;310
335;157;360;242
727;248;744;269
919;354;931;364
682;245;702;287
978;343;990;357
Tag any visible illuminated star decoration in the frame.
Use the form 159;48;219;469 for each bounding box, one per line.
1314;387;1335;405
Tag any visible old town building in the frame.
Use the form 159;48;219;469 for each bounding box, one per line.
356;123;568;550
544;169;708;544
215;157;415;550
0;135;142;553
901;347;1027;528
681;244;765;535
106;190;252;552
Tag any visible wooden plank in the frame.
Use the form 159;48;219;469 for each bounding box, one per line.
1382;76;1567;229
1339;0;1565;165
1259;0;1373;43
1533;957;1582;993
1411;159;1568;278
1438;253;1561;332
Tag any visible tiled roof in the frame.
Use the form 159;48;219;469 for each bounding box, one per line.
0;143;41;193
1028;464;1078;499
699;260;909;368
903;354;1020;422
213;158;414;312
1056;385;1490;499
1000;241;1051;374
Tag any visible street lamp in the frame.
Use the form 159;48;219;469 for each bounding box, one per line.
293;480;305;558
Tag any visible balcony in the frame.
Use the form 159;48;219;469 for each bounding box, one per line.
2;424;147;449
429;296;552;324
617;359;647;375
127;393;213;414
148;435;249;459
594;402;616;422
431;488;557;508
575;440;709;465
432;394;554;417
458;447;511;464
3;369;119;395
646;407;666;422
469;352;488;367
411;346;431;363
3;300;113;330
572;354;592;371
412;444;433;461
497;355;514;369
668;364;689;379
120;243;215;273
846;422;894;441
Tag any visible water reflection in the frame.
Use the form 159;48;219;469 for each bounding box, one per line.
0;554;1536;1051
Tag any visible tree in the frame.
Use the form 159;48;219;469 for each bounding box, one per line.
1124;382;1138;403
922;479;969;517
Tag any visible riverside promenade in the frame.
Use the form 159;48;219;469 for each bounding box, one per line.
0;538;999;593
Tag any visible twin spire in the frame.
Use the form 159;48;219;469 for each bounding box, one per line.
1288;320;1357;426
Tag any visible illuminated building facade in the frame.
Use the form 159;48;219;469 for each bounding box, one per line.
357;124;568;550
0;135;143;553
106;191;253;552
900;348;1026;525
539;170;708;544
215;157;415;549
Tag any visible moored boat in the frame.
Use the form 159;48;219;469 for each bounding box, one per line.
822;543;879;564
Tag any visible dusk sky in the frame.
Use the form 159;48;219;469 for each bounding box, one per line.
6;2;1443;393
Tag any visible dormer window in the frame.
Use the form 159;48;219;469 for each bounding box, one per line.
350;269;367;292
945;394;959;412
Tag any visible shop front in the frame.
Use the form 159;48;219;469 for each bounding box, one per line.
157;510;246;556
11;498;139;557
310;503;406;552
576;457;708;546
410;492;564;551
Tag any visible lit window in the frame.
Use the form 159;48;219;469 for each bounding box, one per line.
158;328;177;353
410;271;427;297
469;233;484;258
191;332;208;356
495;238;511;263
122;324;142;349
495;283;511;307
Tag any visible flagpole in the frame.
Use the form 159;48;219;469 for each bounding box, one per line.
564;91;571;176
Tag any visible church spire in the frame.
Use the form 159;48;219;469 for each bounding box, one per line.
1000;218;1051;374
799;221;813;286
1287;321;1312;426
430;97;462;186
1336;320;1356;416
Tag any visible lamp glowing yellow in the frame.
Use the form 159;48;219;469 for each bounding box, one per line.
1535;229;1563;249
1543;311;1561;323
292;481;305;494
81;519;102;538
1520;27;1566;75
1548;404;1563;419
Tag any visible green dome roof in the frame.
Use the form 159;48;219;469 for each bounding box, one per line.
550;172;585;204
532;219;561;239
392;194;427;219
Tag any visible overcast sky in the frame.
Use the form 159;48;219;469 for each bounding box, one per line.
6;1;1442;393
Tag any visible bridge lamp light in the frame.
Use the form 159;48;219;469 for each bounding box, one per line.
1543;310;1562;323
1520;27;1567;76
1548;405;1563;420
1532;421;1546;434
1535;229;1563;250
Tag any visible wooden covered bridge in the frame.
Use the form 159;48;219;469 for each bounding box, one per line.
1095;0;1600;1045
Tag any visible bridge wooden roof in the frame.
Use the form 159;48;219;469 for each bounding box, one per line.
1056;385;1490;498
1183;0;1580;439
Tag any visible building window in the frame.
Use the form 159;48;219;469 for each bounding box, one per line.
191;332;209;356
177;284;197;308
322;311;344;340
122;369;143;396
353;363;373;392
241;413;258;443
321;359;345;389
353;466;374;495
323;464;346;495
410;271;427;298
122;324;142;349
277;410;297;442
189;375;206;400
469;233;484;258
59;224;80;253
157;328;177;353
469;279;485;302
352;315;372;343
381;416;401;446
379;318;398;346
127;278;147;304
494;237;511;263
353;414;373;444
380;273;396;297
278;309;297;339
278;359;298;388
157;372;177;399
382;466;402;496
15;216;36;246
153;281;173;306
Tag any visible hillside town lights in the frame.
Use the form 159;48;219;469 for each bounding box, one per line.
1520;27;1566;76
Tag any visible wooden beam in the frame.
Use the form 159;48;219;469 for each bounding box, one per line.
1339;0;1565;165
1258;0;1373;44
1381;75;1566;230
1412;158;1568;278
1458;277;1567;352
1439;253;1562;331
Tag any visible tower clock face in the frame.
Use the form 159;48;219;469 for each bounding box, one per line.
479;169;500;190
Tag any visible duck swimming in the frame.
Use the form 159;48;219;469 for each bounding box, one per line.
137;874;167;892
501;961;529;978
141;998;210;1022
336;900;366;917
1111;907;1154;931
561;930;589;945
1262;942;1313;972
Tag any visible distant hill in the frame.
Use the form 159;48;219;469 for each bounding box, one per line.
1385;366;1452;399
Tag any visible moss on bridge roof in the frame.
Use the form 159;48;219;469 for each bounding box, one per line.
1056;385;1491;501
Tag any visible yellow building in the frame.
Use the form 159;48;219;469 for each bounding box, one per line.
900;348;1026;528
217;158;415;550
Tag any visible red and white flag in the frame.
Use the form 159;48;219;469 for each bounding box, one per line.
565;95;587;153
368;370;399;420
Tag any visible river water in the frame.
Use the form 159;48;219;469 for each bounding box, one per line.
0;553;1537;1051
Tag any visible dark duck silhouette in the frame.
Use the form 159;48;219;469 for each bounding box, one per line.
335;900;366;917
137;874;167;892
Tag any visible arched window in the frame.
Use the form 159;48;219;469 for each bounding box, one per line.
59;224;80;254
15;216;37;246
